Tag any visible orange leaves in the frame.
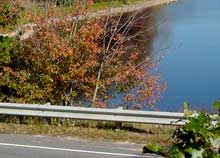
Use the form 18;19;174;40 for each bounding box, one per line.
77;21;103;56
112;34;124;44
19;18;105;104
67;48;74;56
129;51;139;61
81;24;102;43
0;5;165;108
3;66;13;73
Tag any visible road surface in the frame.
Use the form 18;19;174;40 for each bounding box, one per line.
0;134;161;158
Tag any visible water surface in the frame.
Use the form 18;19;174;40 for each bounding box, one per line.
152;0;220;111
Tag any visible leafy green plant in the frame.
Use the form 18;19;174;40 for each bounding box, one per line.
143;143;167;156
0;36;22;102
143;102;220;158
170;111;220;158
213;100;220;117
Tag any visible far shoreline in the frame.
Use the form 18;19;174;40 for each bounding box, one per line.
0;0;177;39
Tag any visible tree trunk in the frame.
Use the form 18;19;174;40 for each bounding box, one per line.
92;62;104;106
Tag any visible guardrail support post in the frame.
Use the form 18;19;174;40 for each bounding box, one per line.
115;121;122;131
115;106;124;131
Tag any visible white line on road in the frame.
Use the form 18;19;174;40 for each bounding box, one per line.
0;142;155;158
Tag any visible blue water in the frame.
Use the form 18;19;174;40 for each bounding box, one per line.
153;0;220;111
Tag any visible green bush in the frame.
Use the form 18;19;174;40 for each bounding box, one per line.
169;111;220;158
143;101;220;158
0;36;22;102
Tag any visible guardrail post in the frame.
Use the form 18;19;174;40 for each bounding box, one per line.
115;106;123;131
44;103;52;125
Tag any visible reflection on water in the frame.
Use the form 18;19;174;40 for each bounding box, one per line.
152;0;220;111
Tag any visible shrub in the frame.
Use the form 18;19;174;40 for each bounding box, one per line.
143;101;220;158
169;111;220;158
0;36;22;102
0;0;21;27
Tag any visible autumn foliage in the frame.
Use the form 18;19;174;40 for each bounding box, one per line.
0;0;21;27
0;2;165;109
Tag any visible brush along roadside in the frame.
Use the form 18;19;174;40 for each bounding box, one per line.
0;117;176;146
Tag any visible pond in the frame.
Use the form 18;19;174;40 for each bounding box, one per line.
152;0;220;111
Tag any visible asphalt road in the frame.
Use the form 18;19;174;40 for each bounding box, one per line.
0;134;160;158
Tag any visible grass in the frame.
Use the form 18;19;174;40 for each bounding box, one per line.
92;0;147;10
0;117;176;146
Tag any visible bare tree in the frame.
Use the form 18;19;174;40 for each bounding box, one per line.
91;5;159;107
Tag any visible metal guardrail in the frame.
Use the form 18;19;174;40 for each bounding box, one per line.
0;103;187;125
